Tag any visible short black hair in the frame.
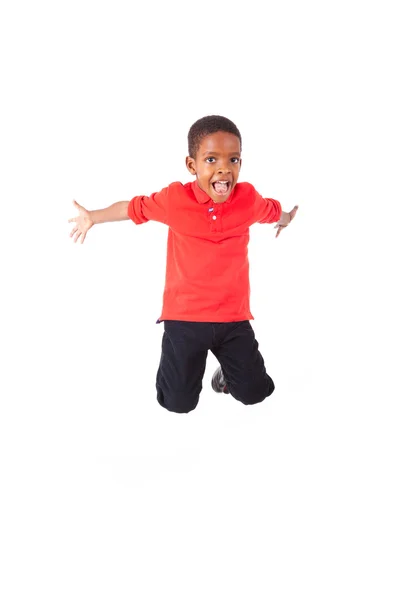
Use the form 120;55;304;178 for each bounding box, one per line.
188;115;242;158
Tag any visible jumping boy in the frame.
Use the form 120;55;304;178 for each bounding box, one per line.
68;115;298;413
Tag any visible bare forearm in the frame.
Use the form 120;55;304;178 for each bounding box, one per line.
89;201;130;224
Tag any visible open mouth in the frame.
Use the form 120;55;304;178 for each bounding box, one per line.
212;181;231;196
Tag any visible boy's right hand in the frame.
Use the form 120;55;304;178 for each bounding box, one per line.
68;200;94;244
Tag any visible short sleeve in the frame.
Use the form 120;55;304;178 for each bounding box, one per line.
127;186;169;225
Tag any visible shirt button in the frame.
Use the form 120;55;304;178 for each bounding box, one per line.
212;215;217;220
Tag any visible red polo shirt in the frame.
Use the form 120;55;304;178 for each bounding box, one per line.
128;180;281;323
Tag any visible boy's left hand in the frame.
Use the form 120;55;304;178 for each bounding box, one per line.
274;205;299;238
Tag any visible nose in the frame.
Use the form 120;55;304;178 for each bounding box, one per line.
217;164;231;174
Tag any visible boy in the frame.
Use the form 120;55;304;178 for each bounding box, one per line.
68;115;298;413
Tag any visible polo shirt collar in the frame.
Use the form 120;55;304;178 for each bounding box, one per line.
191;180;235;205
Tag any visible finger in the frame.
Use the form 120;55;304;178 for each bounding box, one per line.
68;217;77;223
74;231;82;243
70;227;78;237
80;232;86;244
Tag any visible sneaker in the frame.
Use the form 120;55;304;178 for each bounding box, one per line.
211;366;230;394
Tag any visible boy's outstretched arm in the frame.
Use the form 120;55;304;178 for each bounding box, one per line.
68;200;129;244
274;205;299;238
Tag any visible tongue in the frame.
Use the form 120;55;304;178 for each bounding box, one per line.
214;182;228;194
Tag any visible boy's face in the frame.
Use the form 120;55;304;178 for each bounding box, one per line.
186;131;242;203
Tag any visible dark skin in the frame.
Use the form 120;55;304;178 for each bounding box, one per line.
186;131;298;237
186;131;242;204
69;130;298;244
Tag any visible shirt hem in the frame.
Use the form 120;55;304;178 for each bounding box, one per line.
157;313;254;323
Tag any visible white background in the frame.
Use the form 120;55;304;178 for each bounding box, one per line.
1;0;399;598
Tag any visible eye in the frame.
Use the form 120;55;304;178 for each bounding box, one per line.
231;157;240;164
206;157;215;163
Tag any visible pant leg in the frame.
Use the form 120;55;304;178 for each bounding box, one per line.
211;321;275;405
156;320;211;414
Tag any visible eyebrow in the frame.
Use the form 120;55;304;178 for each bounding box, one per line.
202;151;241;156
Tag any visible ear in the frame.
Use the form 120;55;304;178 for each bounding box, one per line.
239;158;242;170
186;156;196;175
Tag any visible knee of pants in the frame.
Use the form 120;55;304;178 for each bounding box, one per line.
233;377;275;406
156;387;199;414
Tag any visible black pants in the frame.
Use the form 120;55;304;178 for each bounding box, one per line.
156;320;275;413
